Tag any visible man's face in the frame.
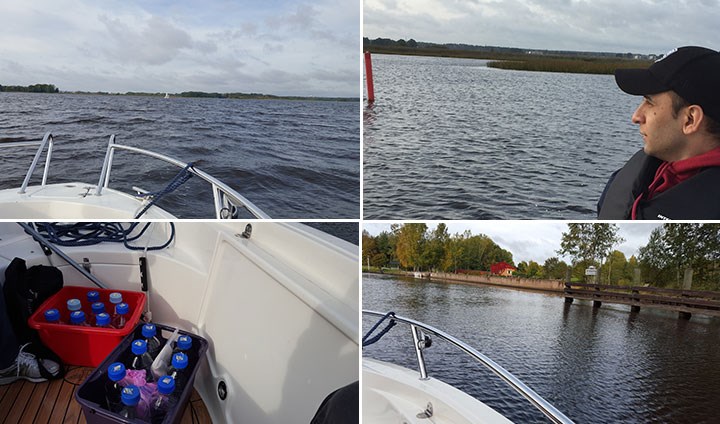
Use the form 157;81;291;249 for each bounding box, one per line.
631;91;687;162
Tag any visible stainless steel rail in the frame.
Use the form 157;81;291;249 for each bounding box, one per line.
95;134;270;219
2;132;269;219
363;310;575;424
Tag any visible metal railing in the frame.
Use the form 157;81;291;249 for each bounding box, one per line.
2;132;270;219
363;310;575;424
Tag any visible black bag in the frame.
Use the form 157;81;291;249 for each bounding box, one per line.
3;257;65;377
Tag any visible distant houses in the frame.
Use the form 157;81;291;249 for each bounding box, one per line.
491;262;517;277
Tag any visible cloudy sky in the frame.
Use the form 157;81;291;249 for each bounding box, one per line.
0;0;359;96
364;0;720;54
363;221;662;264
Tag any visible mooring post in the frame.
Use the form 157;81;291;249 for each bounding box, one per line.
679;311;692;320
364;51;375;103
630;288;641;313
564;269;573;303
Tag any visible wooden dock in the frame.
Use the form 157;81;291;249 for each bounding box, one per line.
0;365;211;423
564;282;720;319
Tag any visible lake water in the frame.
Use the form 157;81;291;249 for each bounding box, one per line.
363;54;644;219
363;274;720;423
0;92;359;219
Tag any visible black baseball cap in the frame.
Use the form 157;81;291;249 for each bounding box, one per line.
615;46;720;122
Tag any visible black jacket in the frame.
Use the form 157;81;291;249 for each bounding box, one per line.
597;149;720;219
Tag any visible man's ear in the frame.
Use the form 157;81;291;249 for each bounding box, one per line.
682;105;705;135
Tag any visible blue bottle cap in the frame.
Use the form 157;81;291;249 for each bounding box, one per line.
115;302;129;315
66;298;81;311
171;352;188;370
131;339;147;355
109;292;122;305
87;291;100;303
91;302;105;314
44;308;60;322
96;312;110;326
108;362;126;382
141;323;156;338
176;335;192;351
70;310;86;324
120;385;140;406
157;375;176;395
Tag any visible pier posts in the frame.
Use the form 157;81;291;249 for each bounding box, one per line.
564;270;573;303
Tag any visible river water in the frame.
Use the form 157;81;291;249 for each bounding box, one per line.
0;92;359;219
362;274;720;423
363;54;644;219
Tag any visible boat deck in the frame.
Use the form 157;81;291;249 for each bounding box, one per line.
0;366;211;423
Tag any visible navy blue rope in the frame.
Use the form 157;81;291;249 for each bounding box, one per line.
134;163;195;219
362;311;396;347
31;222;175;251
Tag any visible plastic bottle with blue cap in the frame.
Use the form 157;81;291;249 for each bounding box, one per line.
43;308;62;324
129;339;155;382
142;323;163;357
151;375;176;422
111;302;129;329
118;385;142;419
173;335;193;354
69;310;90;326
91;302;106;326
86;290;100;305
167;351;189;391
95;312;111;328
105;362;127;412
66;298;81;322
109;292;123;324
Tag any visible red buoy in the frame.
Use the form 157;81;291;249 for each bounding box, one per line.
364;51;375;103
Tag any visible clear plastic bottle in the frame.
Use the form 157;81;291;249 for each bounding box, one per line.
95;312;111;328
129;339;155;382
173;335;192;354
43;308;62;324
167;352;188;391
111;302;129;329
109;292;123;322
66;298;81;322
91;302;105;326
69;310;90;326
142;324;163;358
118;385;141;419
150;375;176;423
104;362;126;412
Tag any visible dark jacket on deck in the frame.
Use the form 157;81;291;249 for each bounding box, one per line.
597;149;720;219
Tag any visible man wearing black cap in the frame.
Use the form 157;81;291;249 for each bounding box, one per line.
597;46;720;219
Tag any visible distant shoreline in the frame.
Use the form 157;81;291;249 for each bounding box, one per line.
365;45;653;75
0;87;357;102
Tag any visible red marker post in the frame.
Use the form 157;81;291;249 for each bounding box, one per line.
364;51;375;103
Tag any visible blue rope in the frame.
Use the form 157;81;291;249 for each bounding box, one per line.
362;311;396;347
31;222;175;251
134;163;195;219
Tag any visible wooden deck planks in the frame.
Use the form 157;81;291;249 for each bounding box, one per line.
1;366;211;423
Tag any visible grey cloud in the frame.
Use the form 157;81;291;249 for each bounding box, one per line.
98;15;193;65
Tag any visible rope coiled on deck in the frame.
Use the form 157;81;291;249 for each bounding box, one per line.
30;222;175;251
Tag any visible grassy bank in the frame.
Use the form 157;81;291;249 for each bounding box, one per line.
365;45;653;75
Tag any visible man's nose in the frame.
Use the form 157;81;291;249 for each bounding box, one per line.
631;104;644;124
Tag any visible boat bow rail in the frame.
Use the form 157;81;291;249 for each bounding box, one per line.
363;310;575;424
2;132;270;219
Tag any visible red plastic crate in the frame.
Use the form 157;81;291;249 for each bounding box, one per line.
28;286;146;367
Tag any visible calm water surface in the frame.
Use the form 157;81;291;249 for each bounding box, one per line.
0;93;359;218
363;274;720;423
363;54;644;219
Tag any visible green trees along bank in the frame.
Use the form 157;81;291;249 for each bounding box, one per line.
0;83;59;93
363;223;720;291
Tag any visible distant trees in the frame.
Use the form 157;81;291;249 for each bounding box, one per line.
363;223;720;291
363;223;514;274
0;83;59;93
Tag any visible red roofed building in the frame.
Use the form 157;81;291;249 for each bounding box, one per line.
490;262;516;277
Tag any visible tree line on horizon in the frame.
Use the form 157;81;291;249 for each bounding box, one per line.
363;223;720;291
0;83;59;93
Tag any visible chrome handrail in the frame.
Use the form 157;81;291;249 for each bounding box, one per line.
2;132;270;218
7;131;55;193
363;310;575;424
